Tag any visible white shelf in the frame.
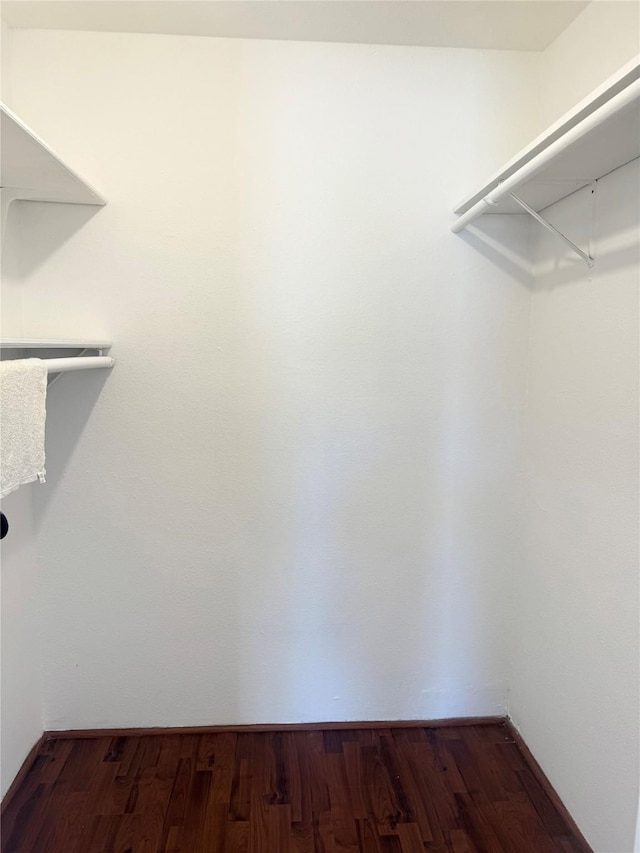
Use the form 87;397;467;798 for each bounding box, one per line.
1;338;112;350
452;56;640;223
1;103;106;206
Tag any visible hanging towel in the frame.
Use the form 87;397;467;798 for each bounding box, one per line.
0;359;47;498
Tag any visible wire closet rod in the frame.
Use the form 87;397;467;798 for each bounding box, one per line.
43;356;114;374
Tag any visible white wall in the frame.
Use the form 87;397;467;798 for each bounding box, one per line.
507;7;640;851
0;487;43;798
538;0;640;129
6;29;537;730
0;34;45;797
511;159;639;853
1;21;10;100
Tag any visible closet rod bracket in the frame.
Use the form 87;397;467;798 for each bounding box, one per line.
508;192;595;268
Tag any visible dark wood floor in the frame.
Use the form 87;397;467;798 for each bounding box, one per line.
2;723;591;852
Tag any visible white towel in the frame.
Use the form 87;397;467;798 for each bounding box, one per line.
0;358;48;498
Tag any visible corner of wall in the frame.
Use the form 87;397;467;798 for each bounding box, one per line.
538;0;640;128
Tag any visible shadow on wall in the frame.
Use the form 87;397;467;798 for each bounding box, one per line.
464;174;640;292
32;369;110;516
458;215;533;287
531;178;640;289
5;200;101;279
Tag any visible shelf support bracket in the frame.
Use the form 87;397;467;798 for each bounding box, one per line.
509;192;594;268
47;347;90;387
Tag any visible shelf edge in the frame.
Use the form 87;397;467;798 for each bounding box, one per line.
453;54;640;216
0;102;107;207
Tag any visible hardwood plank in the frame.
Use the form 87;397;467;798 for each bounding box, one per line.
377;735;414;824
391;731;452;846
305;731;331;814
161;825;183;853
283;732;303;824
229;756;252;822
270;732;289;806
324;753;358;850
159;756;194;843
395;822;425;853
226;819;250;853
454;791;510;853
492;797;561;853
3;783;52;852
291;818;315;853
39;791;90;853
429;728;468;794
180;770;212;852
112;813;144;852
196;799;227;853
385;732;435;845
518;765;576;838
342;741;367;821
82;814;121;853
315;809;336;853
360;742;402;836
248;734;271;853
37;739;74;785
115;735;147;780
59;738;112;793
449;827;478;853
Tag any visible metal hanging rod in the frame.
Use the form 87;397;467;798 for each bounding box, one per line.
508;192;594;268
43;356;114;374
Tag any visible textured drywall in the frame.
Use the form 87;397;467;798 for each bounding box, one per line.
509;160;640;853
507;9;640;848
0;189;44;797
0;485;43;798
7;29;537;729
1;20;11;101
538;0;640;129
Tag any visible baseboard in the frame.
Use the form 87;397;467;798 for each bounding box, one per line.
46;714;506;739
0;732;46;816
505;719;593;853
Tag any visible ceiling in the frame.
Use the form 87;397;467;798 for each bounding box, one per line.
1;1;590;51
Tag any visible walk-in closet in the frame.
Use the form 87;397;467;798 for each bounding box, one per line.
1;2;638;851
